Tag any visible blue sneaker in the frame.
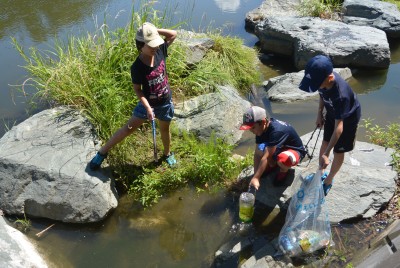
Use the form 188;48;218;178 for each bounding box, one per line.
89;152;107;170
321;172;332;196
165;152;177;167
323;183;332;196
321;171;328;182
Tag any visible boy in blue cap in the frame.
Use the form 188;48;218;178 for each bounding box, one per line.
299;55;361;196
240;106;306;190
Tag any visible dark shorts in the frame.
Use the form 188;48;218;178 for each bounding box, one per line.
133;100;174;122
323;112;360;153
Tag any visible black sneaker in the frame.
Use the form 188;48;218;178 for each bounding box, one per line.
89;152;107;170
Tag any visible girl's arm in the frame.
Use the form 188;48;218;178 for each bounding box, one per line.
133;83;153;120
157;28;177;46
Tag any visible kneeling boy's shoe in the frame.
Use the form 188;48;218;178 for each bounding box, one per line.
273;171;288;187
89;152;107;170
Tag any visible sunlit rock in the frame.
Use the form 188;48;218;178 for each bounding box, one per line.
0;107;118;223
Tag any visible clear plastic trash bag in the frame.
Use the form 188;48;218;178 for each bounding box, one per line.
278;169;334;256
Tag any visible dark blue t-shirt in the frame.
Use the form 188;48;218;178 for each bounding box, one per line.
256;118;306;158
131;42;172;107
318;72;361;122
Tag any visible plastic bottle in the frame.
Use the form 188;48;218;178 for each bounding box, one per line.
239;192;255;223
298;230;329;253
279;231;301;256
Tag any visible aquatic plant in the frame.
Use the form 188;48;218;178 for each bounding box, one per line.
14;209;31;233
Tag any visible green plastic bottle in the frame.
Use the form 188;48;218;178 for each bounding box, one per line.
239;192;255;223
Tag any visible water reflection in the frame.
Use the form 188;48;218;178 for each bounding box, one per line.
0;0;107;42
214;0;240;13
349;69;388;94
389;39;400;63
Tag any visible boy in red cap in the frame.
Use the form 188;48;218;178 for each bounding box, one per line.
240;106;306;190
299;54;361;196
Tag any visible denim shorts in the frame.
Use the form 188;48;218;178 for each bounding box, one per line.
133;100;174;122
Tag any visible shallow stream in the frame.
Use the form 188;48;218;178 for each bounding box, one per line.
1;0;399;267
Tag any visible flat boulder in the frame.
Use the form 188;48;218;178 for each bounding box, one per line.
254;16;391;69
343;0;400;38
245;0;301;31
0;107;118;223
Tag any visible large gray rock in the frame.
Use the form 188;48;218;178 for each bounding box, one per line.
343;0;400;38
264;67;352;103
254;16;391;69
0;107;118;223
174;85;251;145
0;215;47;268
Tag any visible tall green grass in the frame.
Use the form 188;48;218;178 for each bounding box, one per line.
12;3;258;206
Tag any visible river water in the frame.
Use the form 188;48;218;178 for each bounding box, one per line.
1;0;399;267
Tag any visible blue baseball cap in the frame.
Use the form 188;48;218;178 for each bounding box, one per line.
299;55;333;93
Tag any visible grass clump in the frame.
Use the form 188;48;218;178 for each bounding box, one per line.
14;210;31;233
298;0;343;19
12;4;259;206
129;132;253;206
168;31;260;98
362;119;400;172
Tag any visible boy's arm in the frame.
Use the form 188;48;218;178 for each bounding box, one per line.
250;146;276;190
158;28;177;46
316;95;325;128
133;83;153;120
320;119;343;169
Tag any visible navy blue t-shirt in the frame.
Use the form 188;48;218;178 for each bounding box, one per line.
256;118;306;158
130;42;172;107
318;72;361;122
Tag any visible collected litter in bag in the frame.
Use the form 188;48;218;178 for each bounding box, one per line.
278;169;333;256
